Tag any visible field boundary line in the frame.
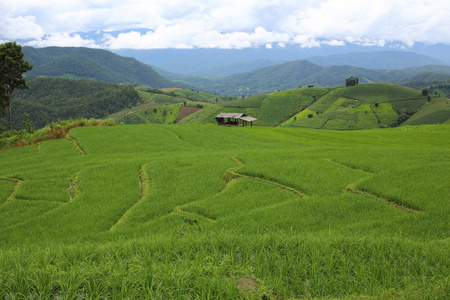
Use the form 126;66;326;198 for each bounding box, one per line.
110;165;150;231
346;184;421;214
370;104;381;125
166;128;199;148
65;137;85;156
250;198;298;214
326;159;419;213
174;205;216;222
223;169;306;198
68;172;81;201
0;177;23;203
230;156;244;166
321;119;329;129
324;158;377;174
168;129;182;140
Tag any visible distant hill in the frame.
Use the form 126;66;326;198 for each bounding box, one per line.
178;62;450;96
20;47;450;97
180;83;450;129
398;73;450;89
306;51;444;69
181;60;325;95
113;42;450;74
23;47;189;89
155;51;445;79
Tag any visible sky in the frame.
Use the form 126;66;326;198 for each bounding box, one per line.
1;0;449;49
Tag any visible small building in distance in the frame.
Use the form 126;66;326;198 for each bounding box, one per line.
215;113;257;127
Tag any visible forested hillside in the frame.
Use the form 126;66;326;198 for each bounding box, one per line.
178;61;450;96
7;78;141;128
22;47;189;88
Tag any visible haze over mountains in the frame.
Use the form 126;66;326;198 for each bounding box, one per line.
21;44;450;97
112;42;450;75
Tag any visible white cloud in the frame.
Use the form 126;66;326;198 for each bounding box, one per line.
103;25;290;49
322;40;345;47
0;15;44;40
1;0;449;49
25;33;100;48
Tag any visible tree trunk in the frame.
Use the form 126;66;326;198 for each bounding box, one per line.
8;94;12;131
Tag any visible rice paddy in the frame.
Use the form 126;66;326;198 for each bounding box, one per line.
0;124;448;299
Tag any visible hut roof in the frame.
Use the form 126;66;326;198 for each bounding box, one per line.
240;116;257;122
216;113;245;119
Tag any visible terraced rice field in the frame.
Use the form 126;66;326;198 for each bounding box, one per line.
0;124;448;299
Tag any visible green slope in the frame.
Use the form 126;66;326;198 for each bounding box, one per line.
286;83;428;129
0;124;448;298
23;46;187;88
405;98;450;124
181;83;443;129
109;87;219;125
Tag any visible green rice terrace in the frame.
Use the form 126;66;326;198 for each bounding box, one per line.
112;83;450;129
0;122;449;299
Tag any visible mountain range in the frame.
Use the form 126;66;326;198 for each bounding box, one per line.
21;46;450;97
169;61;450;96
112;42;450;75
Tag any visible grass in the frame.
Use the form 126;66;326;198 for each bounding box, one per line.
178;104;223;124
0;124;448;298
405;98;450;124
223;94;266;108
279;84;433;129
0;118;120;149
115;84;444;129
171;89;225;103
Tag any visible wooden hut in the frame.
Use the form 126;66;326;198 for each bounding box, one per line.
215;113;257;127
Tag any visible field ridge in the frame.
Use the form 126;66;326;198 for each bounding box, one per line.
326;158;421;213
65;137;85;156
347;184;421;214
0;124;448;298
0;178;22;203
224;169;306;198
110;165;150;232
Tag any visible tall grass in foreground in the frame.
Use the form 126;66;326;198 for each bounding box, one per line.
0;234;448;299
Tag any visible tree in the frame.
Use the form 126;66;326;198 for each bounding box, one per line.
0;42;33;130
422;89;428;96
345;76;359;87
